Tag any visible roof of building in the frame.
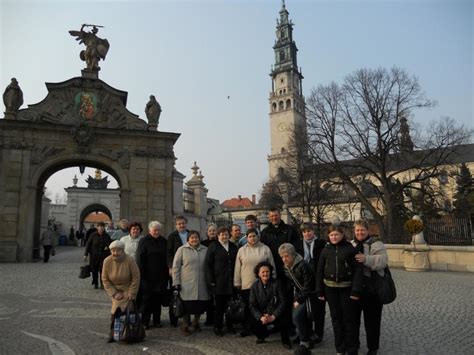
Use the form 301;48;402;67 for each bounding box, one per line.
221;196;255;209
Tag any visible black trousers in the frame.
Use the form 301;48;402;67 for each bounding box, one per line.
251;314;289;342
312;298;326;338
91;262;104;288
325;286;359;355
205;294;215;324
240;289;251;332
141;290;163;326
214;294;232;330
43;245;52;263
355;282;383;351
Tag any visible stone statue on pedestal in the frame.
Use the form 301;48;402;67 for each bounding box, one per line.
3;78;23;118
145;95;162;131
69;24;110;72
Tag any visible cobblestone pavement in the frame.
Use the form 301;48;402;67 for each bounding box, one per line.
0;246;473;355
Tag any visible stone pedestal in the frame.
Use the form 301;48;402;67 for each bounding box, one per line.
404;247;430;272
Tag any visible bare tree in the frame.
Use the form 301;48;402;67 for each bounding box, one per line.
306;67;471;242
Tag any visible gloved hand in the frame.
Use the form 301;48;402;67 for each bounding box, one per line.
83;255;88;262
174;285;181;292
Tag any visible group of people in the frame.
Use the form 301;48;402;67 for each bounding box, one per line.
88;209;388;355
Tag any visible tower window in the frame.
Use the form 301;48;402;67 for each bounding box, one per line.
279;90;282;95
283;89;286;94
279;101;284;110
272;102;277;112
280;78;284;84
286;99;291;109
279;50;285;62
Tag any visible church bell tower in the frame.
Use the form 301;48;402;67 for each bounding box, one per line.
267;0;306;180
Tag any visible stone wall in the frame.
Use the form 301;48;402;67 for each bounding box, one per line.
386;244;474;273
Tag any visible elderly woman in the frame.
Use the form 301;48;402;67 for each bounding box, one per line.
172;230;209;335
234;228;275;337
278;243;316;353
249;261;290;348
205;226;238;336
101;240;140;343
84;221;112;289
351;220;388;355
136;221;168;329
120;222;143;260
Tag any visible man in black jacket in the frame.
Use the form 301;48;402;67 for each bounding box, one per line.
166;215;189;326
136;221;168;329
294;222;326;343
260;208;299;279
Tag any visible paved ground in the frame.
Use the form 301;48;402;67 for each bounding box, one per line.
0;246;473;355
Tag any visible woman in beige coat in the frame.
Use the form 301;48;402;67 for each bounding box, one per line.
172;230;210;335
234;228;275;337
101;240;140;343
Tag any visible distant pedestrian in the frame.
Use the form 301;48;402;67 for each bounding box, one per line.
40;226;56;263
85;224;97;245
202;223;218;326
84;222;112;289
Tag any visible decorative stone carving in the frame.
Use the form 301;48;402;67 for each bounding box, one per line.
15;77;148;130
134;147;174;158
98;149;131;169
145;95;162;131
71;123;94;153
3;78;23;119
69;24;110;72
31;146;66;165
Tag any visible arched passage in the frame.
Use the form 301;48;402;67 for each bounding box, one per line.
80;203;113;227
29;154;128;259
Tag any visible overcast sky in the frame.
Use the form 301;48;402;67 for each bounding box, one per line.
1;0;472;202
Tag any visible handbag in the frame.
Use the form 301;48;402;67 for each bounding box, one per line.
371;267;397;305
170;290;184;318
225;294;246;323
287;268;314;320
79;264;91;279
121;301;145;343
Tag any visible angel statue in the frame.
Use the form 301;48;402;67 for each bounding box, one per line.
69;24;110;71
145;95;162;131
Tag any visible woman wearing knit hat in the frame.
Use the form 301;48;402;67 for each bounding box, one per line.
102;240;141;343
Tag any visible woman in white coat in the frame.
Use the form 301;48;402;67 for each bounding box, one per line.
172;230;210;335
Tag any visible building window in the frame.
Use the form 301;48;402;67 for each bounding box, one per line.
279;101;284;110
272;102;277;112
279;50;285;62
286;99;291;109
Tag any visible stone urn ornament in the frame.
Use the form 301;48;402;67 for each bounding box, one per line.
403;215;430;272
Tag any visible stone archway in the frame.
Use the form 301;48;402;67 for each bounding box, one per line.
0;71;180;262
80;203;113;226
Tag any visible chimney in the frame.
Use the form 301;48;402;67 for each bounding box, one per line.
238;195;242;200
252;194;256;204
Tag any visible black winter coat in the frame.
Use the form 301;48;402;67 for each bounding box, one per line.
84;232;111;267
205;241;238;295
294;237;326;273
166;230;189;268
136;234;168;291
316;239;363;297
249;279;287;321
283;254;316;304
260;221;299;277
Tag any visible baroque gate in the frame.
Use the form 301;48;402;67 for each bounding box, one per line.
0;25;179;261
